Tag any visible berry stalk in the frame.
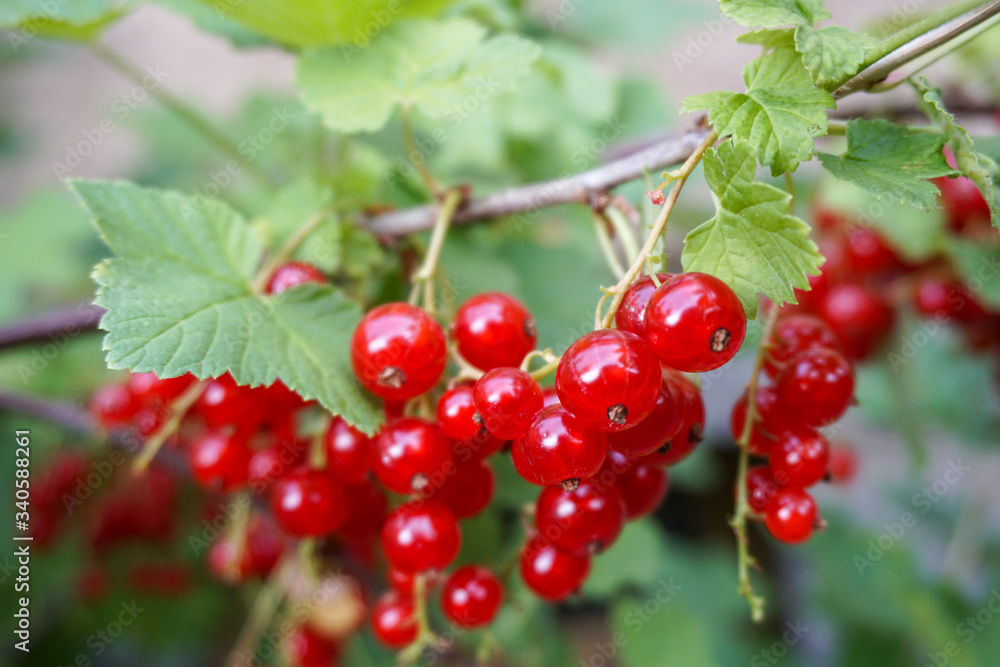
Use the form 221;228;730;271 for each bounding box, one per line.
408;188;465;316
132;380;206;473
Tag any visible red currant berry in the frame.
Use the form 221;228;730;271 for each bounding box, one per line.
615;273;674;337
511;406;607;489
189;432;251;491
763;314;839;379
913;277;982;322
245;516;285;578
606;371;685;458
938;174;991;232
195;374;256;430
843;227;901;275
127;372;195;407
616;461;669;519
775;348;854;428
90;383;137;427
540;386;560;408
337;479;388;541
639;372;703;467
286;625;339;667
451;428;506;462
451;293;537;371
769;429;830;488
372;417;452;494
555;330;660;432
730;386;794;455
440;565;503;629
436;385;482;441
248;447;284;491
827;442;858;484
644;272;747;372
519;536;590;601
381;500;461;573
818;284;895;360
351;303;447;401
266;261;326;295
324;417;373;484
473;367;543;439
271;469;347;537
793;238;846;313
371;592;417;648
535;480;627;554
420;459;495;519
765;487;819;544
746;466;778;514
388;566;416;595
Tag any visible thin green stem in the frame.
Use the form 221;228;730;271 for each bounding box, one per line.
408;189;464;315
730;302;779;623
599;130;717;330
251;210;330;294
399;573;446;664
592;213;627;280
605;204;641;264
225;554;296;667
89;43;274;188
402;105;442;196
132;380;206;472
784;173;795;215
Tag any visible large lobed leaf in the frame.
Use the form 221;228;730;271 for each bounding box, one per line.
818;118;956;210
914;77;1000;228
297;18;540;134
794;24;875;88
71;180;383;434
681;140;822;318
681;46;834;175
719;0;830;28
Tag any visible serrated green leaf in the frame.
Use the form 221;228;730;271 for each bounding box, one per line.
71;180;382;434
0;0;127;28
817;119;955;209
681;47;833;175
794;24;876;87
719;0;830;28
297;18;540;133
736;27;795;49
681;140;822;317
189;0;455;48
914;77;1000;227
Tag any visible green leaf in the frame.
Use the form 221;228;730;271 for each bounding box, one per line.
794;25;876;87
610;599;716;667
681;140;822;317
584;520;670;598
153;0;270;48
71;180;383;434
0;0;127;28
945;238;1000;310
914;77;1000;227
817;119;956;209
736;27;795;49
681;46;834;175
297;18;540;133
719;0;830;28
189;0;456;48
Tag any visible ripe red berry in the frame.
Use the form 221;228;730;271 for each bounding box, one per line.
615;460;669;519
420;459;495;519
436;385;482;441
351;302;447;401
324;417;373;484
818;284;895;360
606;371;685;458
555;330;661;432
286;625;339;667
195;374;256;431
90;383;137;427
746;466;777;514
730;386;794;455
372;592;417;648
519;536;590;601
540;386;560;408
440;566;503;629
452;293;537;371
337;479;388;541
248;447;284;492
913;277;982;322
938;173;991;232
266;261;326;295
843;227;901;275
511;406;608;488
473;367;543;439
765;487;819;544
793;238;846;313
827;442;858;484
451;428;506;462
388;566;416;595
769;429;830;488
644;272;747;372
372;417;452;494
127;372;195;407
189;432;251;491
535;480;627;554
775;348;855;427
763;314;839;379
615;273;674;337
271;469;347;537
381;500;461;573
639;373;703;467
